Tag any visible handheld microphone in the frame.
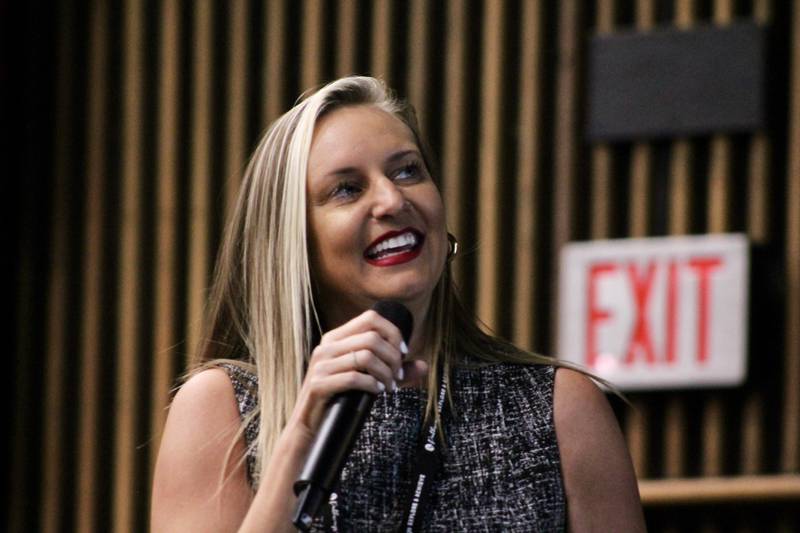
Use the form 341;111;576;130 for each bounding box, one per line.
292;300;413;531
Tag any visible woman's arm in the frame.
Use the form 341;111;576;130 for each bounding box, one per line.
553;368;646;532
150;368;256;531
150;368;324;533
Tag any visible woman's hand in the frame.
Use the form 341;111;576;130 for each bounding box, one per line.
286;309;427;440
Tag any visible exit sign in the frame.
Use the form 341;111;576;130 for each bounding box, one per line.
557;234;749;390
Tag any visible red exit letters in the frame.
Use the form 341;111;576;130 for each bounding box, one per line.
586;257;722;367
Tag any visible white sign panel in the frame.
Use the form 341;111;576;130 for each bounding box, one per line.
557;234;749;390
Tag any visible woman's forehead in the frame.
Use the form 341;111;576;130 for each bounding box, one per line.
315;105;413;140
308;106;419;172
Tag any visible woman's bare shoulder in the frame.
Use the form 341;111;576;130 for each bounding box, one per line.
553;366;628;472
155;367;246;472
553;367;609;417
151;368;252;531
173;367;241;415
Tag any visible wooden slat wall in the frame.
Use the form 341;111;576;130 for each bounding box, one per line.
186;1;215;371
225;0;249;216
784;0;800;478
76;2;110;531
149;0;181;483
663;0;695;491
511;0;544;349
9;1;800;531
40;0;73;526
739;0;769;485
442;0;468;288
476;0;505;331
112;1;144;530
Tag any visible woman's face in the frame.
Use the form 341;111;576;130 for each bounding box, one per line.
306;105;447;328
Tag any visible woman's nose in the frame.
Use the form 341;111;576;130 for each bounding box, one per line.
370;176;406;218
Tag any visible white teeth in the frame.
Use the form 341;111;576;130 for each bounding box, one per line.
368;232;418;256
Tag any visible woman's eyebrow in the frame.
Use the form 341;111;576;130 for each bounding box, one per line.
322;148;420;178
385;149;420;165
324;166;359;178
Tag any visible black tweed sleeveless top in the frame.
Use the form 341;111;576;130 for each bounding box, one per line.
222;361;566;532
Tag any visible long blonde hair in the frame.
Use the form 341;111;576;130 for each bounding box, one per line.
194;76;559;484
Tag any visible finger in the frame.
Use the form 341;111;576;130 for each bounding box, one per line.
317;331;404;379
398;360;429;388
320;309;405;351
319;349;396;391
318;370;387;397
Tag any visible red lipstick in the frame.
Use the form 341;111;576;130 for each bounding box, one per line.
364;228;424;267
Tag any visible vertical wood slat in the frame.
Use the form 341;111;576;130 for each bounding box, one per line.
512;0;543;349
335;0;358;78
224;0;249;217
112;1;144;531
370;0;392;81
263;0;287;126
629;145;651;237
11;209;34;528
406;0;430;131
669;141;693;235
11;69;46;526
664;136;692;485
700;0;735;483
41;136;68;533
11;59;41;530
590;0;614;241
300;0;324;92
76;2;109;531
783;0;800;474
707;136;731;232
590;146;612;239
629;0;654;239
739;0;773;481
552;0;582;351
753;0;770;24
740;391;763;474
475;0;504;332
702;127;729;482
635;0;655;28
747;133;770;243
676;0;695;28
442;0;467;285
40;2;75;529
747;0;772;244
149;0;181;489
186;1;213;366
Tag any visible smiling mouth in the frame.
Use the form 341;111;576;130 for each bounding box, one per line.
364;229;424;264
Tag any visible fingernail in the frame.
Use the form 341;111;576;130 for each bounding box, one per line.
400;341;409;357
392;381;398;391
396;367;404;381
377;382;386;392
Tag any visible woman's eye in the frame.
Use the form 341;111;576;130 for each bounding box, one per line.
393;162;422;182
331;181;361;199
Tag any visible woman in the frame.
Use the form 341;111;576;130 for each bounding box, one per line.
151;76;645;532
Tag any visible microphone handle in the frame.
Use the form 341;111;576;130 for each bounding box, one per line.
292;390;375;530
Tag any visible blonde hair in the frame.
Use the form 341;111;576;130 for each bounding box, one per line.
194;76;560;485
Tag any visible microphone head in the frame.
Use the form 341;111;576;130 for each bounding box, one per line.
372;300;413;344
